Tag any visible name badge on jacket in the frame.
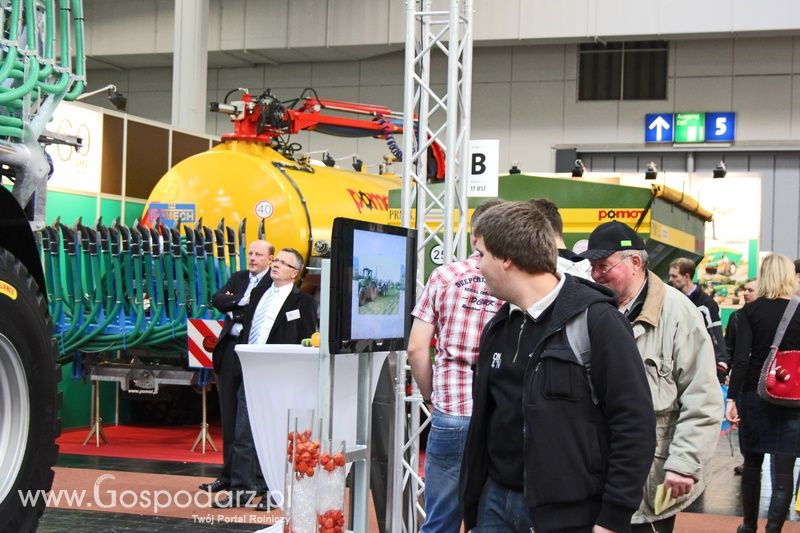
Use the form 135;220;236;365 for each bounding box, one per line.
286;309;300;322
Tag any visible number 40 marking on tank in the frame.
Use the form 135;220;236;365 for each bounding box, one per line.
255;200;274;219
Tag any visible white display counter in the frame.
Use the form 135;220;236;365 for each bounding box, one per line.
235;343;387;506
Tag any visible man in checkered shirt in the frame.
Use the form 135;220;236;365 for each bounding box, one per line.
408;198;503;533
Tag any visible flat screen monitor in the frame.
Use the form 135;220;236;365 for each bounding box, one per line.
329;217;417;354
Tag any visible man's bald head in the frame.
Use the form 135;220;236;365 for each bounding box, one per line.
247;240;274;274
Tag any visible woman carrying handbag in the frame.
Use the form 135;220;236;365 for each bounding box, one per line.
726;253;800;533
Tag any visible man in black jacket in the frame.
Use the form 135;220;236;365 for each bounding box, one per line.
199;239;273;494
214;247;317;509
459;201;656;533
668;257;728;381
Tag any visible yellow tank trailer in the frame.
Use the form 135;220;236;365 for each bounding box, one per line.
144;140;399;269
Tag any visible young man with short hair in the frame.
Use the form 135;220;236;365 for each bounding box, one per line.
460;202;655;533
668;257;728;381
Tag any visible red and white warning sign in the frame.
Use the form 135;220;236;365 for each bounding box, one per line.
187;318;225;369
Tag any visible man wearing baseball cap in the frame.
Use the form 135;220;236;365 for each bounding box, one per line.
580;220;722;533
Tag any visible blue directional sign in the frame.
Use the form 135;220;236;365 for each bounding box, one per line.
645;111;736;143
705;112;736;142
645;113;674;143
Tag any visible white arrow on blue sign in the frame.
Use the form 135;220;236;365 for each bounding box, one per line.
645;113;674;143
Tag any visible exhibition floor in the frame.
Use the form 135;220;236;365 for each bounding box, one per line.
36;430;800;533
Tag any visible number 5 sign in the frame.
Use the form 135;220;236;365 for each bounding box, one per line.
705;112;735;142
468;139;499;197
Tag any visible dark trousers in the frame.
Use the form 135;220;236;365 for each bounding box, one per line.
215;336;242;485
216;336;265;492
230;383;258;490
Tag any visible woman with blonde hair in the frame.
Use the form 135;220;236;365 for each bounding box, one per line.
726;253;800;533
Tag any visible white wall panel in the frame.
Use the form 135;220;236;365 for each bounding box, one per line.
674;77;734;111
612;155;639;172
508;81;564;171
474;0;519;41
85;0;166;55
358;84;403;112
126;91;171;123
206;86;221;135
564;44;578;80
771;155;800;257
733;75;792;140
733;37;794;75
86;0;800;58
263;64;313;88
129;68;172;92
595;0;660;37
154;0;175;53
85;70;127;95
312;62;360;88
473;48;513;84
105;37;800;156
733;0;800;32
217;0;247;50
428;54;449;86
511;45;566;82
618;99;670;143
563;84;618;144
794;38;800;73
242;1;288;49
287;0;327;48
387;0;407;45
657;0;734;35
792;75;800;140
519;0;592;41
471;82;513;165
359;54;405;86
674;40;734;78
329;0;391;46
216;67;266;93
741;154;774;250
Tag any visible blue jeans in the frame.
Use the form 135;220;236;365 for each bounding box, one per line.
421;409;470;533
476;476;532;533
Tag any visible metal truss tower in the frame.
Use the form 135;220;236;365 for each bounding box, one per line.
390;1;473;531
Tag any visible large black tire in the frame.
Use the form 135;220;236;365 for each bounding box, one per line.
0;248;61;533
369;281;378;302
358;287;367;306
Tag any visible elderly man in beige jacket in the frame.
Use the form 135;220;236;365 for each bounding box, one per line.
580;221;723;533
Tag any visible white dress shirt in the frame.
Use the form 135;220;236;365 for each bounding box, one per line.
250;282;293;344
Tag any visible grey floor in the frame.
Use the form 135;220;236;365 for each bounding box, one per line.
689;429;800;521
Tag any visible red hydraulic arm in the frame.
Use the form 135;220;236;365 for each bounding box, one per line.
209;89;445;179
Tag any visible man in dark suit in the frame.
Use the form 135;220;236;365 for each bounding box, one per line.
214;246;317;509
199;240;273;495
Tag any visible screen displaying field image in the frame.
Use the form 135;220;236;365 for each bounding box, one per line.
350;229;407;340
